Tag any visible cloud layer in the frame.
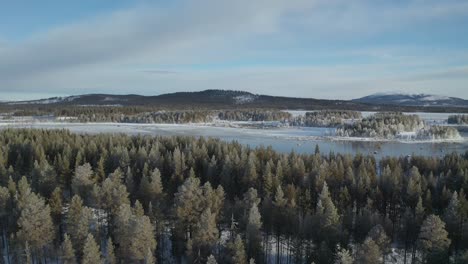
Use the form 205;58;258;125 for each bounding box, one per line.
1;0;467;100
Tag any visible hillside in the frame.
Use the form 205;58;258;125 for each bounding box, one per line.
2;90;468;112
353;93;468;107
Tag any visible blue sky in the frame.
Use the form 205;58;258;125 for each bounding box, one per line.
1;0;467;100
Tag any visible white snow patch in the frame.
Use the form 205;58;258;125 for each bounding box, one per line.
233;94;257;104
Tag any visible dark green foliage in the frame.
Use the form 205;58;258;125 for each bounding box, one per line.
0;129;466;263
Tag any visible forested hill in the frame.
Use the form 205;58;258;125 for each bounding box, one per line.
3;89;468;112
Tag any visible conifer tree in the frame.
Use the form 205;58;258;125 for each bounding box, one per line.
355;238;381;264
194;207;219;257
174;176;203;237
246;203;262;261
144;247;155;264
82;233;102;264
418;215;451;263
61;234;77;264
72;163;94;200
333;245;353;264
16;186;54;252
227;234;247;264
206;254;217;264
105;237;116;264
67;195;91;252
316;182;339;228
444;191;461;244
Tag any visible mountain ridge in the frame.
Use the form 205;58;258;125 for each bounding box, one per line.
2;89;468;112
353;92;468;107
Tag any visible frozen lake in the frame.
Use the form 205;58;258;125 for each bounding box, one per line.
1;122;467;159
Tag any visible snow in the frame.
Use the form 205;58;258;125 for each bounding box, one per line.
420;95;450;101
0;120;464;144
282;110;309;117
233;94;257;104
7;95;81;105
103;96;126;102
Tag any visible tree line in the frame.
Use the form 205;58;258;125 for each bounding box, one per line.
0;129;467;263
448;115;468;125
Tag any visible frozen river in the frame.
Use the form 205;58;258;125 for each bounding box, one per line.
1;122;467;159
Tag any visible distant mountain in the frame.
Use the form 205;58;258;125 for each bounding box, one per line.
2;90;468;112
353;93;468;107
4;89;364;110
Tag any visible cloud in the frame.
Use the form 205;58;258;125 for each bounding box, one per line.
401;67;468;82
0;0;467;100
296;0;468;36
0;0;311;81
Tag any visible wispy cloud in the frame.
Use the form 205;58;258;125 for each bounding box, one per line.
0;0;467;99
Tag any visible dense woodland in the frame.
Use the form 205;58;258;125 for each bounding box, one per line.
1;108;464;141
449;115;468;125
289;111;361;127
0;129;467;263
336;113;428;139
416;126;461;140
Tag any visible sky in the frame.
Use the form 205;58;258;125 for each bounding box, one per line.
1;0;468;100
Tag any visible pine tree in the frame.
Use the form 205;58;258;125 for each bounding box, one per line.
355;238;381;264
316;182;339;228
367;224;390;257
174;176;203;236
243;153;258;186
273;185;287;208
128;214;157;261
16;187;54;251
418;215;451;263
114;204;157;261
140;168;164;207
72;163;94;200
246;203;262;261
67;195;91;252
49;187;63;220
227;235;247;264
206;254;218;264
444;191;461;244
333;245;353;264
133;200;145;217
101;169;130;215
418;214;451;251
24;241;32;264
406;166;422;208
82;233;102;264
194;208;219;251
61;234;76;264
105;237;116;264
144;247;155;264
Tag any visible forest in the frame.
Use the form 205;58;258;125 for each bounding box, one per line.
449;115;468;125
289;111;361;127
0;129;467;263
